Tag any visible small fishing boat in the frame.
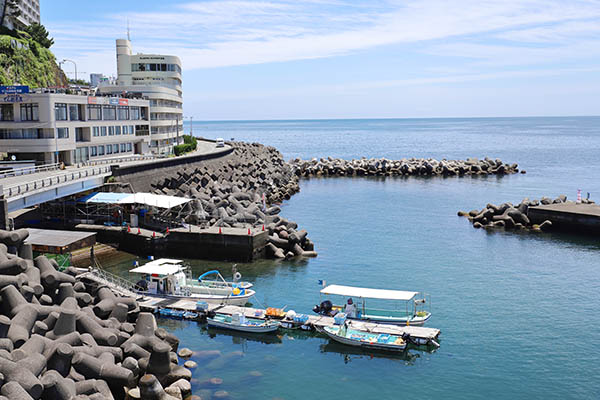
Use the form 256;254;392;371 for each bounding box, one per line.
158;308;185;318
130;259;255;306
197;269;253;290
321;322;407;352
207;312;280;333
314;284;431;326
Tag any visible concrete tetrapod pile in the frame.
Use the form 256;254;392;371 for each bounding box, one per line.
151;141;317;259
290;157;520;178
457;195;585;231
0;228;192;400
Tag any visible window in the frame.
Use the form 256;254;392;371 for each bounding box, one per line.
120;143;126;152
129;125;134;135
117;106;129;120
115;126;121;135
57;128;69;138
98;145;105;156
108;126;115;136
88;105;102;120
101;127;107;136
0;104;13;121
130;107;140;120
68;104;79;121
113;144;118;153
75;128;84;142
55;103;68;121
102;106;116;120
20;103;39;121
127;143;132;152
106;145;112;154
90;146;97;156
93;127;99;137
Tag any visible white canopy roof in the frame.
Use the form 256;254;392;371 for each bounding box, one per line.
320;285;418;301
130;258;184;276
79;192;191;209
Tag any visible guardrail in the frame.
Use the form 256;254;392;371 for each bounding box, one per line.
0;163;60;179
3;165;112;198
83;155;159;166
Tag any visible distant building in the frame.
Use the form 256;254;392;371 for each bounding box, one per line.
98;39;183;155
0;0;40;30
0;88;151;165
90;73;103;88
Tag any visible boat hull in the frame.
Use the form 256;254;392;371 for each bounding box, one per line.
321;327;407;352
207;318;279;333
352;313;431;326
138;291;254;306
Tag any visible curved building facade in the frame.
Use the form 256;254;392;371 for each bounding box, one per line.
99;39;183;155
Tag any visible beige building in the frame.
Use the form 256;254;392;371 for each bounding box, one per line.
1;0;40;30
98;39;183;155
0;89;150;165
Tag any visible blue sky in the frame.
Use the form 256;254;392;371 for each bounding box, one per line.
43;0;600;120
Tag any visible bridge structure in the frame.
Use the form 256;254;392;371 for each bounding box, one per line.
0;139;233;229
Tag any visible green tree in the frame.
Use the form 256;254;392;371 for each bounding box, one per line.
24;23;53;48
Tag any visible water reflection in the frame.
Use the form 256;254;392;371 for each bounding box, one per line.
206;326;283;345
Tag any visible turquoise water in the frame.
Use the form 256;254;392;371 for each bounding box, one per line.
133;117;600;399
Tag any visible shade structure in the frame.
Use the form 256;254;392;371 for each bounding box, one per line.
320;285;418;301
78;192;191;209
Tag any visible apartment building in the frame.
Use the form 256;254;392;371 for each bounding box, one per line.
98;39;183;155
0;0;40;30
0;88;150;165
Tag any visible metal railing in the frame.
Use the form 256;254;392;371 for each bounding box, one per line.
0;163;60;179
3;165;112;198
84;154;157;166
79;260;142;298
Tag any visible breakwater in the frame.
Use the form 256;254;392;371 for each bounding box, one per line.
457;195;596;231
290;157;520;177
148;142;316;259
0;228;193;399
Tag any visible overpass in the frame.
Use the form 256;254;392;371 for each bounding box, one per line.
0;140;233;228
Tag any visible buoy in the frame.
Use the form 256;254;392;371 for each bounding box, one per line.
218;227;222;234
127;225;131;233
137;228;141;235
262;225;265;231
406;320;410;326
166;227;169;234
247;228;251;235
152;231;156;238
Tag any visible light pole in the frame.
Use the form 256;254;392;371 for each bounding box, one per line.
184;115;193;136
61;59;77;82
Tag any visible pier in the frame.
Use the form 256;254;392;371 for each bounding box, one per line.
528;203;600;233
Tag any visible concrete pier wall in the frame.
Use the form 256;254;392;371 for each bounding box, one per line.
528;203;600;233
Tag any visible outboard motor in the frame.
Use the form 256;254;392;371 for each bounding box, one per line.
135;279;148;291
313;300;333;315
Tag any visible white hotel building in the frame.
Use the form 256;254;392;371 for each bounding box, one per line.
98;39;183;155
0;90;150;165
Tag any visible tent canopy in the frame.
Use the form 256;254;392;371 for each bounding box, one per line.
78;192;191;209
130;258;184;276
320;285;418;301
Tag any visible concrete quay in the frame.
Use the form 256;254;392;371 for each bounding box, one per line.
528;203;600;233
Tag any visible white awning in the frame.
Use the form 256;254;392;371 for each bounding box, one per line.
130;259;184;275
79;192;191;209
320;285;418;301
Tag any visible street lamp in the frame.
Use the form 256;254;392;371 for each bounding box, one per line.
184;115;193;136
61;59;77;82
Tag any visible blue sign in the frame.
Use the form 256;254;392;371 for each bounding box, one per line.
109;98;119;105
0;85;29;94
3;94;23;103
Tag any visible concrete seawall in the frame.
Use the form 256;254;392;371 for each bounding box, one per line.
528;203;600;234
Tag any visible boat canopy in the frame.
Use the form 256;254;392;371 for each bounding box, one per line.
198;270;220;280
320;285;418;301
130;259;184;276
78;192;192;209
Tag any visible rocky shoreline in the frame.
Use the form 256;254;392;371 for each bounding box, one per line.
458;195;595;231
291;157;521;178
0;228;193;399
150;142;316;259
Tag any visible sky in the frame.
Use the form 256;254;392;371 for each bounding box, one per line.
43;0;600;120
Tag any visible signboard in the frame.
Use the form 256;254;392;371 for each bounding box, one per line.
3;94;23;103
109;98;119;105
0;85;29;94
87;96;98;104
118;98;128;106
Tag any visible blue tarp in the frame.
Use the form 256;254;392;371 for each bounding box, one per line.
77;192;131;204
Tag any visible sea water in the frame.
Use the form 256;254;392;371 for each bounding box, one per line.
111;117;600;399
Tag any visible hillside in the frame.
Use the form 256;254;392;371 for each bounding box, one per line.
0;33;67;88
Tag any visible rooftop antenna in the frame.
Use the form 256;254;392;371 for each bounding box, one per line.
127;19;131;41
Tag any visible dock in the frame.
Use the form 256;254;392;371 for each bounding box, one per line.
528;203;600;233
135;295;441;342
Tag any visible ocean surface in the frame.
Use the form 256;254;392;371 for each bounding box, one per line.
114;117;600;399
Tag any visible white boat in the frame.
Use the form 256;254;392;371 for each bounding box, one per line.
207;312;280;333
130;259;255;306
197;269;253;290
314;284;431;326
321;322;407;352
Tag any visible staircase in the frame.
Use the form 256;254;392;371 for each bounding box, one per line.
77;259;143;299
